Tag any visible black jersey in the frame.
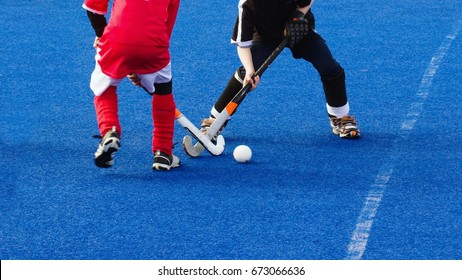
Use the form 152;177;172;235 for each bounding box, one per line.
231;0;312;47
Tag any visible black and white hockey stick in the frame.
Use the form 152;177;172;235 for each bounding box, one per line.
175;108;225;155
183;37;289;157
140;86;225;155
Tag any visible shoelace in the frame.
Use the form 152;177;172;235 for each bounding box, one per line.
332;116;356;127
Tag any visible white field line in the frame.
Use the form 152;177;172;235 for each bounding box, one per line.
345;18;462;260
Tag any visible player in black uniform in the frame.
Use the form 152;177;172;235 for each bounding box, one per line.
201;0;360;139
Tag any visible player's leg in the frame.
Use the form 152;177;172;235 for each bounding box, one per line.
290;30;360;138
90;62;123;168
202;41;276;135
200;70;242;137
139;64;180;170
151;83;180;170
93;87;121;168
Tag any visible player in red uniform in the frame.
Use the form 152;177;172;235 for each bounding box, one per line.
83;0;181;170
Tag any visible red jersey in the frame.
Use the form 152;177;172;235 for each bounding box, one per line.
83;0;180;78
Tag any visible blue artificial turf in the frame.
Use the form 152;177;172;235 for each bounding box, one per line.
0;0;461;260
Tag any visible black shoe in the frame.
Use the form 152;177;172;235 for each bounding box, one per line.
152;150;180;171
94;127;120;168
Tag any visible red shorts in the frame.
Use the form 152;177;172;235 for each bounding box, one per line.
97;40;170;79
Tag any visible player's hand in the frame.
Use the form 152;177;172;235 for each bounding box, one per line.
127;73;142;87
93;37;100;49
244;73;260;91
285;10;310;48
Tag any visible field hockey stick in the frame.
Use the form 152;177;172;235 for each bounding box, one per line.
183;37;289;157
140;85;225;155
175;108;225;155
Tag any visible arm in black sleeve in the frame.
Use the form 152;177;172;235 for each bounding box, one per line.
86;10;107;37
296;0;312;8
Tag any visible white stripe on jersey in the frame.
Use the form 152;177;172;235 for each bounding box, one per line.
236;0;247;43
234;0;253;47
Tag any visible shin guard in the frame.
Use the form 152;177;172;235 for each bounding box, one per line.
212;72;243;116
94;86;121;136
152;93;176;155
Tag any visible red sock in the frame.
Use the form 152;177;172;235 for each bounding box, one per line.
152;93;175;155
94;86;121;137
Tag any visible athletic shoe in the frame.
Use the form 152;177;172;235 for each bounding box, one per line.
152;150;181;171
329;115;361;138
200;117;228;140
94;127;121;168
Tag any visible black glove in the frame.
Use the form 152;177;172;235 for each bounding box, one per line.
285;10;310;48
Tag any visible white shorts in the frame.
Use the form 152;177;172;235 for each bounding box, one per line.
89;53;172;96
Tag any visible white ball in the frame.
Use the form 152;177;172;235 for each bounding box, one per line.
233;145;252;163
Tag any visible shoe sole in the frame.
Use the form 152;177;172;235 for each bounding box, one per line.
152;161;181;171
333;129;361;138
152;163;171;171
